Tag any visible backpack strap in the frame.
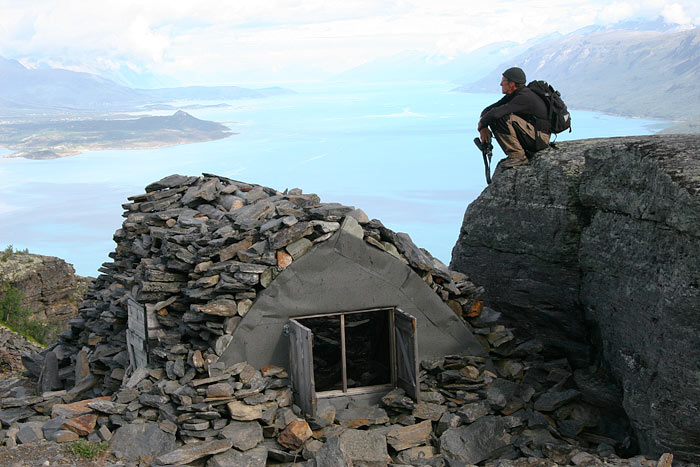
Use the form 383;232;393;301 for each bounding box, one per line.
549;132;559;149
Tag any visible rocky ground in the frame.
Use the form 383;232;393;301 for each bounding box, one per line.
0;439;114;466
0;327;113;465
0;305;687;467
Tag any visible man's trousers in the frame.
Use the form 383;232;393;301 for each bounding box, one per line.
489;114;550;160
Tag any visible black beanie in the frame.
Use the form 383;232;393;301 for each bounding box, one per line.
503;67;526;84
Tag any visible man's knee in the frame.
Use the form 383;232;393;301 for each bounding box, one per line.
488;115;512;135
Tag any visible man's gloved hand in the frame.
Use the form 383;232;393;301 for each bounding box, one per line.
479;127;492;145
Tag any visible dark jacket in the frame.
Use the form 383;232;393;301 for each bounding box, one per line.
480;87;550;132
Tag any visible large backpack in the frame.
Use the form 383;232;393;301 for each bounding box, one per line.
527;80;572;135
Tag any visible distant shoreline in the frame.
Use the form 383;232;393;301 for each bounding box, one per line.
1;133;235;160
0;110;235;160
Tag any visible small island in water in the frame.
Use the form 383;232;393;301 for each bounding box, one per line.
0;110;234;160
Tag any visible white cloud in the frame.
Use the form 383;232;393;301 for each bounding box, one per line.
662;3;691;24
598;2;638;23
1;0;698;84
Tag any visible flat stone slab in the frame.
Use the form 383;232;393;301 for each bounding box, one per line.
220;420;263;451
440;415;511;464
336;406;389;428
314;428;391;467
86;400;128;415
387;420;432;451
110;422;176;463
156;438;233;465
17;422;43;444
0;407;35;426
63;413;98;436
51;395;110;418
457;400;491;423
207;446;268;467
42;416;68;441
412;401;447;421
534;389;581;412
227;401;264;421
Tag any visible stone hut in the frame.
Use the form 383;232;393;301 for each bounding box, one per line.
50;174;485;415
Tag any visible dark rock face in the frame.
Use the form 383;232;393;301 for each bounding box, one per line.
450;135;700;461
452;142;590;363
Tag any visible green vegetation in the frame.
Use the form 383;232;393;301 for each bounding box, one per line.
1;245;29;262
68;440;110;459
0;280;54;345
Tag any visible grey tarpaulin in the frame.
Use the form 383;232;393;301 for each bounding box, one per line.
219;216;486;369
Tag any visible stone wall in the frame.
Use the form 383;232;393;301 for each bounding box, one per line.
46;174;481;397
450;135;700;461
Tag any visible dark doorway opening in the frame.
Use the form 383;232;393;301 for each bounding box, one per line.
301;315;343;392
298;309;392;392
288;307;418;416
345;311;391;388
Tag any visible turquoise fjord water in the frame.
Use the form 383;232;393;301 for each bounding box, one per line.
0;81;662;276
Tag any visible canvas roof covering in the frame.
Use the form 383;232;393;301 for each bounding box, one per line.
219;215;485;369
96;173;485;376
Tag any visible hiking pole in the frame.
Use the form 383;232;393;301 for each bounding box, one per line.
474;137;493;184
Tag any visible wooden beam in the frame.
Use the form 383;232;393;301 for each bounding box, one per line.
340;314;348;393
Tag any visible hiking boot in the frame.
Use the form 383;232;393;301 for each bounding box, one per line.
501;157;529;168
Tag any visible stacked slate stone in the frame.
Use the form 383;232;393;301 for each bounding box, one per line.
377;307;639;466
2;306;674;466
39;173;480;399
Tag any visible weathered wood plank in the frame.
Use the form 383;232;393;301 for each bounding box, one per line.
394;308;419;401
289;319;317;416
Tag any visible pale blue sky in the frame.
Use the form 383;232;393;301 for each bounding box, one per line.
1;0;698;84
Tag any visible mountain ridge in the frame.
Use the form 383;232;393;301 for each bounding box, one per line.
0;56;294;116
454;27;700;122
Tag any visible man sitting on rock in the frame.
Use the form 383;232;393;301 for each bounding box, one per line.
477;67;550;168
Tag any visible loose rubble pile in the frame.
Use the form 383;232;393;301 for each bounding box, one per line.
1;305;676;466
0;174;677;465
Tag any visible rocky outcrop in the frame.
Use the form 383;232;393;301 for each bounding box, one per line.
0;325;42;377
0;252;92;341
451;135;700;462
